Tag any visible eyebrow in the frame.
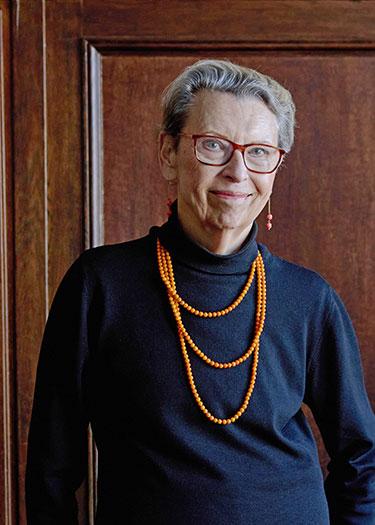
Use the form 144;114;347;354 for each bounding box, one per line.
203;130;229;138
201;131;275;146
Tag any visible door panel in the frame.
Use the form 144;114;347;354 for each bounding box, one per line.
7;2;374;523
98;44;374;472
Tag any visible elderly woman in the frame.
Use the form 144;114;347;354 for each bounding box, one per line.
26;60;374;524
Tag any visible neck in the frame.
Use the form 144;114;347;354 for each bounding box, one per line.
177;209;253;256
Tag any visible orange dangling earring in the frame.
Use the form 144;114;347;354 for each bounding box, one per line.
266;198;273;231
167;198;173;218
166;180;174;218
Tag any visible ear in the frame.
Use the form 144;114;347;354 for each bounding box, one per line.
158;132;178;182
277;151;287;172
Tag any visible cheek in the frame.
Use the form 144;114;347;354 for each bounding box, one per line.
177;159;213;194
255;174;276;194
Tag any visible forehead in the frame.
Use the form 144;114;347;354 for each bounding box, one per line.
184;89;279;143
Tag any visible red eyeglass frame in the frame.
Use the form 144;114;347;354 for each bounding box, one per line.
178;133;286;174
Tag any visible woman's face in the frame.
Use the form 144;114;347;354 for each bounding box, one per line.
160;90;281;238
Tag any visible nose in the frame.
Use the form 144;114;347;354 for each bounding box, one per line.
222;150;249;182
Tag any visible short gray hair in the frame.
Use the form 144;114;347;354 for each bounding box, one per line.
161;59;296;152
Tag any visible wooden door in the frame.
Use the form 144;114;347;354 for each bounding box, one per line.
3;1;374;523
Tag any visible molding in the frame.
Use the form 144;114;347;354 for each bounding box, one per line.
84;41;104;249
82;0;375;44
84;39;375;52
0;1;16;523
82;39;102;524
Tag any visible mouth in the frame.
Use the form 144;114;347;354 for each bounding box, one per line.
210;191;254;200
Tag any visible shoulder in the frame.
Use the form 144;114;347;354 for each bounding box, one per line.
70;229;157;286
259;242;331;288
258;242;335;315
55;228;156;290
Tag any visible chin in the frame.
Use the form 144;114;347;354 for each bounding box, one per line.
207;210;252;231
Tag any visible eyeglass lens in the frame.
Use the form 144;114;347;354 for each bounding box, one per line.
195;136;280;173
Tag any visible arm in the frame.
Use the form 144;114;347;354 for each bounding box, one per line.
304;286;375;524
25;254;92;524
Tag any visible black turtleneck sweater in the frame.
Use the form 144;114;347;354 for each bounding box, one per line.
26;206;375;524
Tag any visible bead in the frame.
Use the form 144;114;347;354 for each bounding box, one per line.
266;213;273;220
266;222;272;231
156;238;267;425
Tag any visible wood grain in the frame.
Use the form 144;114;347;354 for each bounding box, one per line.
12;2;88;523
83;0;375;44
8;1;375;523
12;2;47;525
0;2;16;523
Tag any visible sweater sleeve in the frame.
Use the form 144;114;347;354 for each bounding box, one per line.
25;253;92;524
304;285;375;524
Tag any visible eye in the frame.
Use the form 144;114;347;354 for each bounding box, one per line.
247;146;270;157
201;138;226;151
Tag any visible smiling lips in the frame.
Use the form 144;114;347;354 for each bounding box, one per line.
210;190;252;199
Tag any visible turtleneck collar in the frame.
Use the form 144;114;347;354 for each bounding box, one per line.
154;200;259;275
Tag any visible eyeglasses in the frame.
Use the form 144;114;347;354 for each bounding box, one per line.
178;133;285;174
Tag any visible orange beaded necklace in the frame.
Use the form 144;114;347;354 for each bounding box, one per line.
157;238;267;425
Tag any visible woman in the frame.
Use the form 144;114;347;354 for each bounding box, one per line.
26;60;375;524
